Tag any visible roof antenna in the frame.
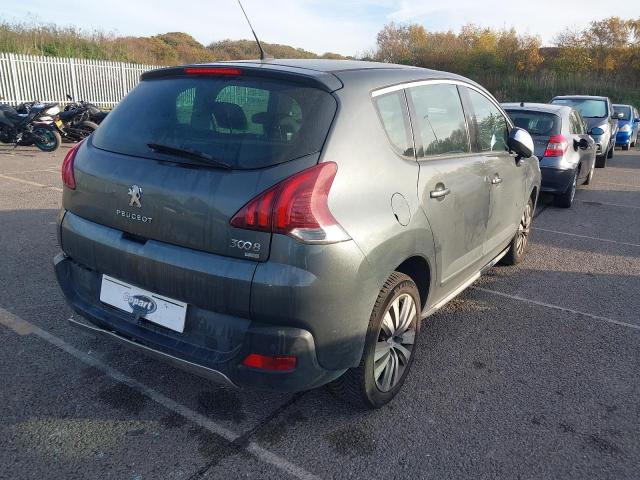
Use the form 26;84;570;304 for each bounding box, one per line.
237;0;272;61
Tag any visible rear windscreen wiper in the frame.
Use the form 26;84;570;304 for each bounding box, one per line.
147;143;231;170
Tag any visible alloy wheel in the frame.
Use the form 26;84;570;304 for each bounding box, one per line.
569;170;578;203
374;293;417;392
515;202;532;256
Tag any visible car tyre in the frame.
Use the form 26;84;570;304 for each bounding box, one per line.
622;143;629;151
607;143;614;159
583;161;595;185
595;154;607;168
555;169;578;208
500;198;533;265
327;272;420;409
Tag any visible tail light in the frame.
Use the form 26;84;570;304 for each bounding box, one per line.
230;162;350;244
61;140;84;189
242;354;297;372
544;134;568;157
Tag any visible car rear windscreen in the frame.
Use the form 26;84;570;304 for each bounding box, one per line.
506;110;560;136
613;105;631;121
550;98;606;118
92;76;337;169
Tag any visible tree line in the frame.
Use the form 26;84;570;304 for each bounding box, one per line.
1;17;639;105
368;18;640;105
0;22;346;64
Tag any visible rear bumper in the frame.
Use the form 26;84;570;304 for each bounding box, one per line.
54;253;345;392
539;166;575;194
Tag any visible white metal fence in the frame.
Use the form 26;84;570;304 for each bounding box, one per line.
0;52;162;107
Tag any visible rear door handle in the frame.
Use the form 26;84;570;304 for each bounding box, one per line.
430;186;451;198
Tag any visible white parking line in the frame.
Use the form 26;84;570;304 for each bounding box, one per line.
1;167;60;175
534;227;640;248
0;173;63;192
577;200;640;210
0;308;319;480
595;181;640;188
604;168;640;174
472;287;640;331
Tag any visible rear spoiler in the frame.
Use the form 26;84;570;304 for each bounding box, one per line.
141;64;343;93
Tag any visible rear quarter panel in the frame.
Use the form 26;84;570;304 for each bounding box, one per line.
322;73;438;310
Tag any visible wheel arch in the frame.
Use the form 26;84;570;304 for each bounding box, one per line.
394;255;431;311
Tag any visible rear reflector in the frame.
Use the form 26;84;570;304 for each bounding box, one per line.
230;162;350;244
61;139;85;190
242;354;297;372
544;134;568;157
184;67;242;76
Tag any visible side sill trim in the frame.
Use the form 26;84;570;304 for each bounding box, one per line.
422;246;510;318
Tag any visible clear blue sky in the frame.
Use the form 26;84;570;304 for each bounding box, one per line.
2;0;639;55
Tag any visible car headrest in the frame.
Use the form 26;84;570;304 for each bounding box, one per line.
212;102;247;131
513;118;529;129
536;119;553;133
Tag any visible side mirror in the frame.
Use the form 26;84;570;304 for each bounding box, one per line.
590;127;605;136
575;138;590;150
635;117;640;123
507;127;534;160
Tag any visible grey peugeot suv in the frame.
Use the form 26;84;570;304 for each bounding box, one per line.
54;60;540;408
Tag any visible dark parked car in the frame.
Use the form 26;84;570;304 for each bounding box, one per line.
613;104;639;150
550;95;618;168
503;102;596;208
54;60;540;408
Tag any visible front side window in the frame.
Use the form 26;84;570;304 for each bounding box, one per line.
466;89;509;153
373;91;414;157
408;83;470;157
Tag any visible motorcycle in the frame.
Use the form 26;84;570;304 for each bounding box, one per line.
17;99;96;143
63;94;109;125
0;103;62;152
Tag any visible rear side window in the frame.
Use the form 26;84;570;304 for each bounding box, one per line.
466;89;509;153
570;111;586;134
408;83;470;157
92;76;337;170
505;110;561;136
373;92;414;157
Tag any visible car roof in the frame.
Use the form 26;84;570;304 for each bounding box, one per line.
227;59;414;72
612;103;632;108
144;59;488;95
552;95;609;101
502;102;570;115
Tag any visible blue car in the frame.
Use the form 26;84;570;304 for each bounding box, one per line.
613;104;639;150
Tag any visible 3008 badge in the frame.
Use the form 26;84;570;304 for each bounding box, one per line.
230;239;261;259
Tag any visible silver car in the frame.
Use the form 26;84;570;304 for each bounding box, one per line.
503;102;596;208
550;95;618;167
54;60;540;408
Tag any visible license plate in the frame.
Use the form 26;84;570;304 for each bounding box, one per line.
55;119;63;127
99;275;187;333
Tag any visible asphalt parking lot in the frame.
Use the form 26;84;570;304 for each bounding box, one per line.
1;144;639;480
